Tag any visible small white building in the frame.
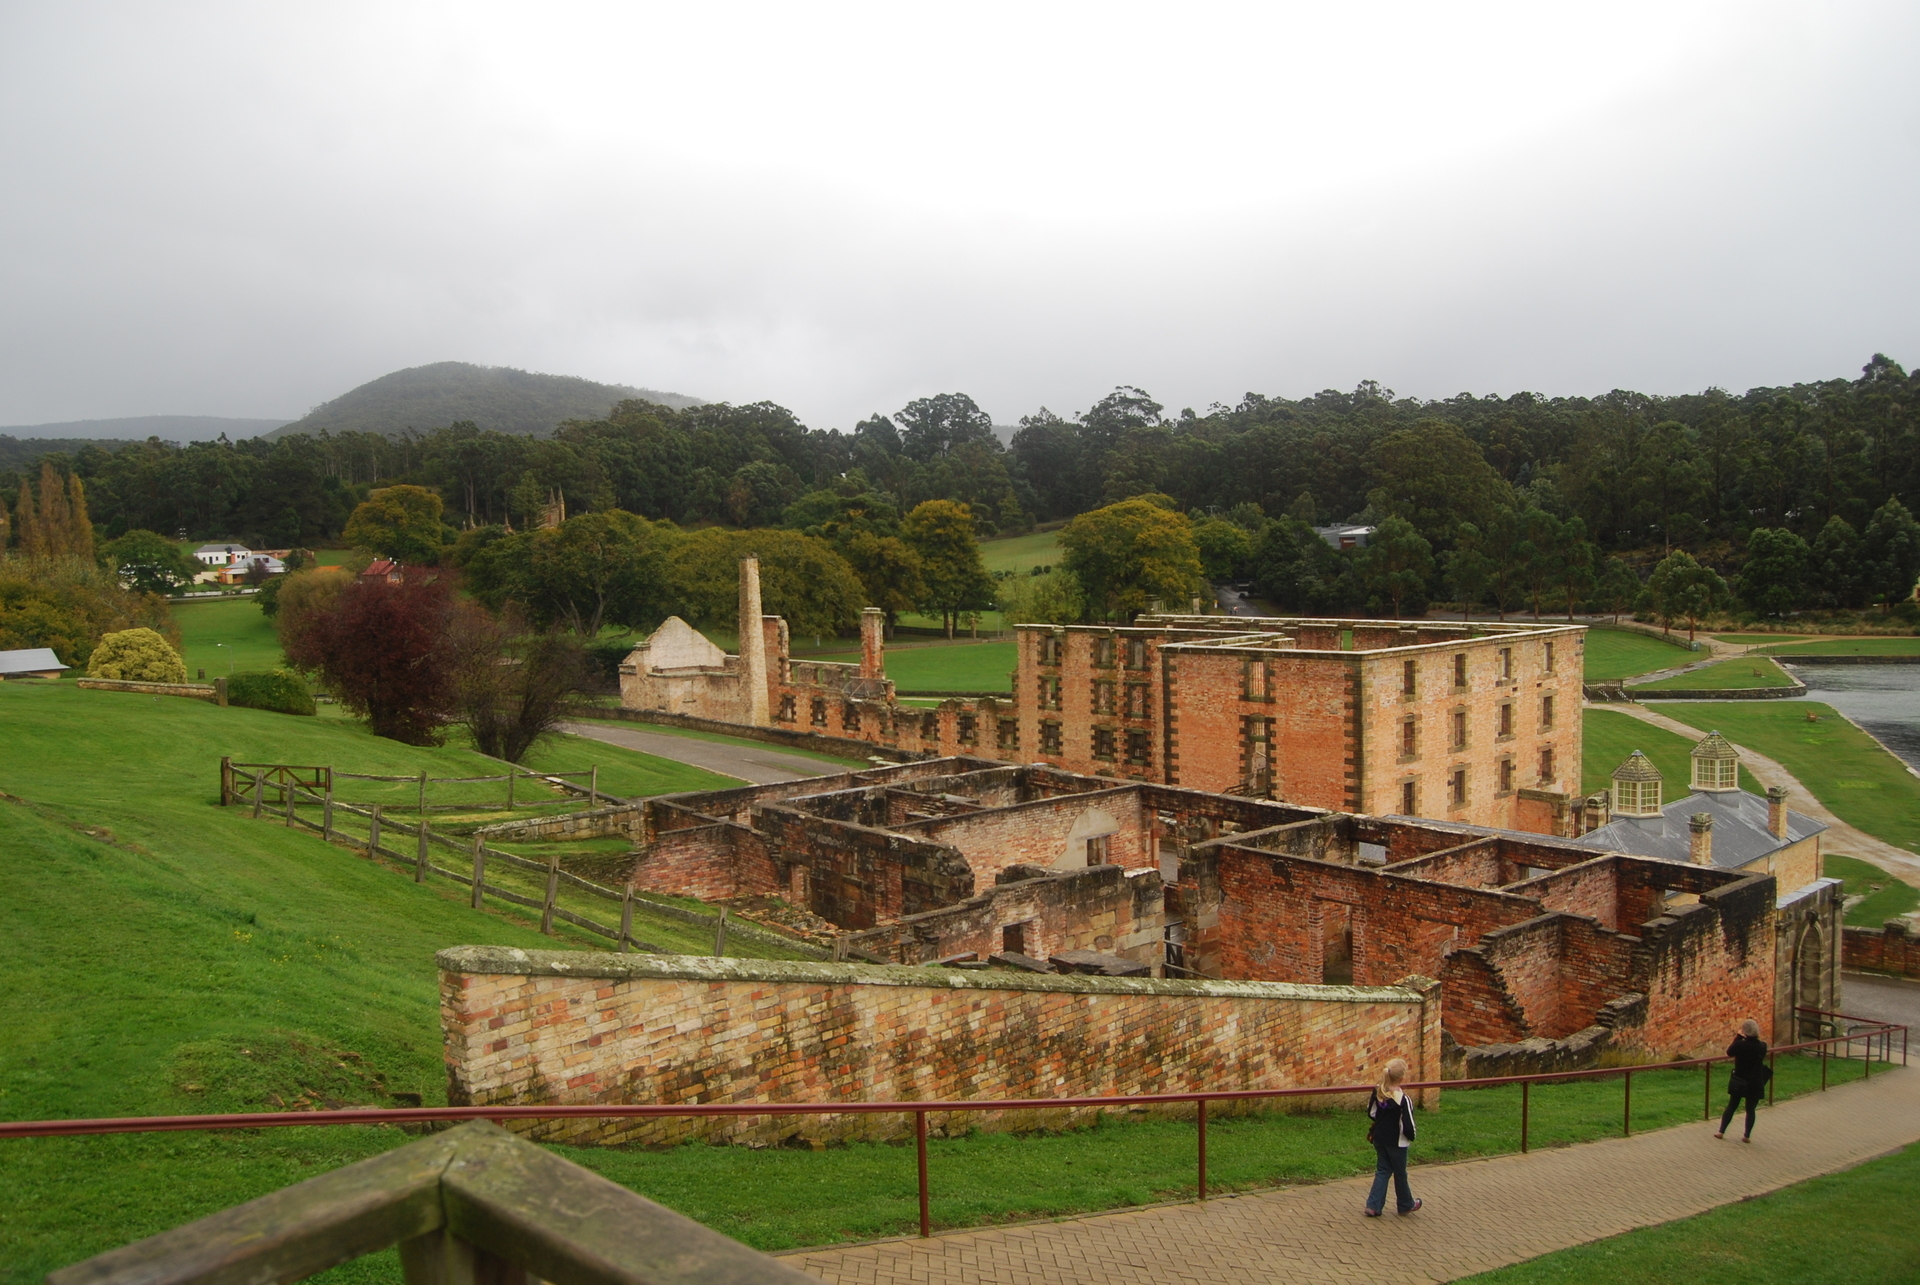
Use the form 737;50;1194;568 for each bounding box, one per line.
1312;523;1376;550
193;542;251;567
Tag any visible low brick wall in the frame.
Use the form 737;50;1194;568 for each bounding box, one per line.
1844;922;1920;978
561;704;918;762
77;677;226;705
1628;682;1806;700
1775;654;1920;665
438;947;1443;1146
475;801;645;845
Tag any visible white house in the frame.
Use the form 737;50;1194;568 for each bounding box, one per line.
193;542;251;567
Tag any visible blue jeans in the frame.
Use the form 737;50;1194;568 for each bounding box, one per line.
1367;1143;1415;1213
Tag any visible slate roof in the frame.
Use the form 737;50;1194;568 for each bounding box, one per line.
0;647;70;675
1572;788;1825;870
1611;750;1663;782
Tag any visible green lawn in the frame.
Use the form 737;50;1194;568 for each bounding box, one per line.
1755;636;1920;656
1460;1142;1920;1285
1712;633;1811;644
1658;702;1920;856
814;640;1018;693
1582;709;1761;799
171;596;285;679
1629;659;1795;691
1823;853;1920;929
980;529;1060;575
1583;628;1696;682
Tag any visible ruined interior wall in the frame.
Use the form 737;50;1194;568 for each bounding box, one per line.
900;789;1151;881
1506;858;1623;931
628;823;770;902
754;805;974;929
1182;843;1540;986
1632;873;1778;1053
843;864;1165;968
1381;838;1509;887
438;948;1443;1147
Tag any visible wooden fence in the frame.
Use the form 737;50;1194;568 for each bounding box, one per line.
221;759;834;962
222;757;605;812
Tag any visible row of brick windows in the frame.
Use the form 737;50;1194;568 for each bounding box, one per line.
1399;746;1557;813
1397;695;1555;758
1400;641;1559;699
1035;635;1153;670
1036;721;1151;767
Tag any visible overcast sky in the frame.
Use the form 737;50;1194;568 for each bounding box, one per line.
2;2;1916;430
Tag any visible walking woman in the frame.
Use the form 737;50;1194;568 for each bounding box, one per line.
1363;1058;1422;1216
1716;1019;1771;1142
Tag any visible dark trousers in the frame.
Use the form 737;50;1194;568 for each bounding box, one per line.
1720;1090;1760;1138
1366;1143;1415;1213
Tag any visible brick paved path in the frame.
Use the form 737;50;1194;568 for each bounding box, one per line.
783;1065;1916;1285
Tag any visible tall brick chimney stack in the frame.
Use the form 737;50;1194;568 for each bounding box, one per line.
860;607;886;680
1689;812;1714;866
738;556;770;727
1767;786;1790;840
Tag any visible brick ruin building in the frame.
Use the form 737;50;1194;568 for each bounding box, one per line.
619;558;1587;838
490;753;1823;1075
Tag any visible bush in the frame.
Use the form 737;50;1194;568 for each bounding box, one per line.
225;668;316;716
86;627;188;683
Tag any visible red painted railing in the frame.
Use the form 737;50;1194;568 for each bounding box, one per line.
2;1010;1904;1239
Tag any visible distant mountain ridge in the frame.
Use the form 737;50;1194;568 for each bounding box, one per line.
0;415;290;442
264;362;703;440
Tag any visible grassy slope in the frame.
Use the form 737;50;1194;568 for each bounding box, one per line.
1757;636;1920;655
814;641;1017;693
171;596;285;677
1461;1142;1920;1285
1583;628;1696;682
1630;658;1794;691
1657;702;1920;856
568;717;871;770
1581;708;1761;799
1822;853;1920;928
979;529;1061;575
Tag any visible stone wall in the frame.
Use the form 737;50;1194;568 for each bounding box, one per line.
437;947;1444;1147
898;789;1152;881
753;805;974;928
77;677;225;705
1843;920;1920;978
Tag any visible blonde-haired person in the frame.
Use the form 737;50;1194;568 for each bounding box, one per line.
1715;1019;1771;1142
1363;1058;1422;1217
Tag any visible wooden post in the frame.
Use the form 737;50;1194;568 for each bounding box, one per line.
589;766;599;809
541;853;560;935
215;676;228;707
416;816;430;882
506;769;516;810
221;756;233;807
712;907;728;957
251;771;264;820
619;887;634;952
418;770;428;816
470;835;486;909
323;780;335;841
284;780;295;826
368;804;382;856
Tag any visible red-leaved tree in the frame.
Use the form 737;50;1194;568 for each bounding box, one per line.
284;575;459;744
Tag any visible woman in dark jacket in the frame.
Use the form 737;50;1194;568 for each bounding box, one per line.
1363;1058;1422;1216
1716;1019;1771;1142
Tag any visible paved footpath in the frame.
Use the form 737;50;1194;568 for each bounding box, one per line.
783;1065;1916;1285
560;720;847;785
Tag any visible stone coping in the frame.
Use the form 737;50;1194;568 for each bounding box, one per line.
436;945;1431;1005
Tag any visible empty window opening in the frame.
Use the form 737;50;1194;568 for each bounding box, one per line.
996;718;1019;752
1499;758;1514;793
1451;768;1467;807
1498;703;1513;737
1002;923;1027;956
1401;780;1417;814
1092;726;1117;760
1401;718;1417;757
1541;694;1555;730
1500;647;1513;680
1452;709;1467;750
1545;640;1556;673
1539;746;1555;782
1453;653;1468;687
809;697;828;727
1039;721;1064;755
1402;659;1416;697
1125;728;1151;766
1126;637;1149;669
1085;834;1111;864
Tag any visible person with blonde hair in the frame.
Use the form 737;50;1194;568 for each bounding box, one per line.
1715;1018;1771;1142
1363;1057;1422;1217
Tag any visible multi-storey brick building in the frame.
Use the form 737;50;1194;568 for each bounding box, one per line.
1011;615;1587;834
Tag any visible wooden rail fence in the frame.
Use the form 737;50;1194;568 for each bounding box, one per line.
221;758;833;962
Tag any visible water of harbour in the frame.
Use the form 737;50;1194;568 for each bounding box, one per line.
1780;664;1920;774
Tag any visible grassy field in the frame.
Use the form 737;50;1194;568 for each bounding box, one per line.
1754;636;1920;656
1629;658;1795;691
1461;1142;1920;1285
171;596;285;677
1658;702;1920;856
979;529;1060;575
1823;853;1920;928
1583;628;1696;682
815;640;1018;692
1581;708;1761;798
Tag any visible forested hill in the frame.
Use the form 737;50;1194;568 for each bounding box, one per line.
0;415;290;443
265;362;703;439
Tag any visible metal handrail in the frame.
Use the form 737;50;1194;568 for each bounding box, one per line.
5;1018;1904;1241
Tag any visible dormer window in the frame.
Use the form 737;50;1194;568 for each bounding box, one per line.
1611;750;1664;816
1690;731;1740;792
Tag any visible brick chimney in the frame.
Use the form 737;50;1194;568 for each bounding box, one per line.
860;607;886;680
1689;812;1714;866
738;556;770;727
1766;786;1789;840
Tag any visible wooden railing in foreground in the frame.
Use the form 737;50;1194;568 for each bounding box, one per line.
9;1010;1903;1263
41;1120;815;1285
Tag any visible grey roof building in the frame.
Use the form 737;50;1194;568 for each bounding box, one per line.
1572;787;1825;870
0;647;71;678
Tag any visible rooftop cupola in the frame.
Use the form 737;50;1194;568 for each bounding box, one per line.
1690;731;1740;792
1611;751;1664;817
